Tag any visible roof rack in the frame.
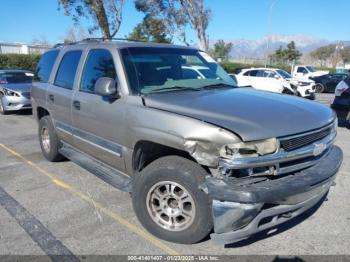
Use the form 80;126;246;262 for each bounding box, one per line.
82;37;148;43
53;37;149;48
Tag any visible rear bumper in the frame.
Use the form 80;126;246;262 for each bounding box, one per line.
2;95;32;111
206;145;342;245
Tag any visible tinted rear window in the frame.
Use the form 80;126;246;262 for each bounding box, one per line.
54;50;82;90
35;50;59;82
249;70;259;76
0;72;33;83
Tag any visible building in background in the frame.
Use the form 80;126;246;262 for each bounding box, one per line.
0;42;48;54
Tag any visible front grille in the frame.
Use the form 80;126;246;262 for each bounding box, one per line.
21;92;31;99
280;126;332;151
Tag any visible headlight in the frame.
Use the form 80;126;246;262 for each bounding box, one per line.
220;138;279;158
298;81;310;86
3;88;19;97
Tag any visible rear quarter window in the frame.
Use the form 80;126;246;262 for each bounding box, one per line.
34;50;59;83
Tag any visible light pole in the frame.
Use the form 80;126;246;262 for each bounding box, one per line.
335;42;344;68
265;0;279;67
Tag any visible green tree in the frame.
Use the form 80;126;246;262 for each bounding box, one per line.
128;17;172;43
341;47;350;64
310;44;335;66
269;41;302;65
209;40;233;61
179;0;211;51
134;0;187;44
58;0;124;39
284;41;302;62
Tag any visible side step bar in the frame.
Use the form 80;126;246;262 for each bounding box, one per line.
59;144;132;192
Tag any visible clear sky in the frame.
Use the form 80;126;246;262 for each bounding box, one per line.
1;0;349;45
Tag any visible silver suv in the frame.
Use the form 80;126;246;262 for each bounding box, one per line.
31;39;343;245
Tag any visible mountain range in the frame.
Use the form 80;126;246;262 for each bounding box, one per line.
219;34;348;59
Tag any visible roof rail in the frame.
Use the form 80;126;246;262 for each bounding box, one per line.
53;37;166;48
82;37;148;43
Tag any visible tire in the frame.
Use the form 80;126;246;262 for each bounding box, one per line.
38;116;64;162
132;156;213;244
0;96;8;115
346;112;350;129
315;83;325;93
282;88;294;95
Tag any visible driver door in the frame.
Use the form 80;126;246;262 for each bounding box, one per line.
71;48;126;171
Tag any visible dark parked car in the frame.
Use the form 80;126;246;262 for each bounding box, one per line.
310;73;347;93
331;77;350;127
0;70;33;114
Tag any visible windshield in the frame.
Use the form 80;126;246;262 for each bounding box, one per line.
0;72;33;84
306;66;316;72
276;69;292;79
121;47;235;94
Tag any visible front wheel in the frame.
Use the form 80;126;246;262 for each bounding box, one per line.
132;156;213;244
315;83;325;93
0;97;8;115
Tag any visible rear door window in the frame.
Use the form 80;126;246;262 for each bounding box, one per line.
256;70;265;77
80;49;116;93
249;70;259;77
54;50;82;90
35;50;59;82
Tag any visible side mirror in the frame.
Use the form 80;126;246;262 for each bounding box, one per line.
95;77;119;98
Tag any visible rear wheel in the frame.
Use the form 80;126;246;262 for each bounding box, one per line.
132;156;213;244
38;116;64;162
315;83;325;93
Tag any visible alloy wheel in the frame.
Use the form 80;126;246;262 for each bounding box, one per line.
41;127;51;153
146;181;196;232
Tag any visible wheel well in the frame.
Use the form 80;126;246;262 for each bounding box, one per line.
37;107;50;120
132;141;200;172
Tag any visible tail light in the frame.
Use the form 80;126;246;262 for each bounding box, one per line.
335;81;349;96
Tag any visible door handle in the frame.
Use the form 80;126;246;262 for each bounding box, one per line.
48;94;54;102
73;100;81;110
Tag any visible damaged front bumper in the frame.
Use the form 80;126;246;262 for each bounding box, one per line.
204;145;343;245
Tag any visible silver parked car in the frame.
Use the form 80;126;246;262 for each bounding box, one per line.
0;70;33;114
31;40;342;245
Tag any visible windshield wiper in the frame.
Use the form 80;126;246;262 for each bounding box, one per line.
141;86;201;94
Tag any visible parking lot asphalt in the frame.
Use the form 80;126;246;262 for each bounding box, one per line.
0;93;349;257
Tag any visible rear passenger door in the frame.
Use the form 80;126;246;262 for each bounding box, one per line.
247;70;263;89
71;48;126;171
47;49;83;145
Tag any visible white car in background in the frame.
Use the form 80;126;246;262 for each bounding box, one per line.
234;68;316;99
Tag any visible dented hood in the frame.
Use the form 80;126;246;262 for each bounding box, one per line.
143;88;335;141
